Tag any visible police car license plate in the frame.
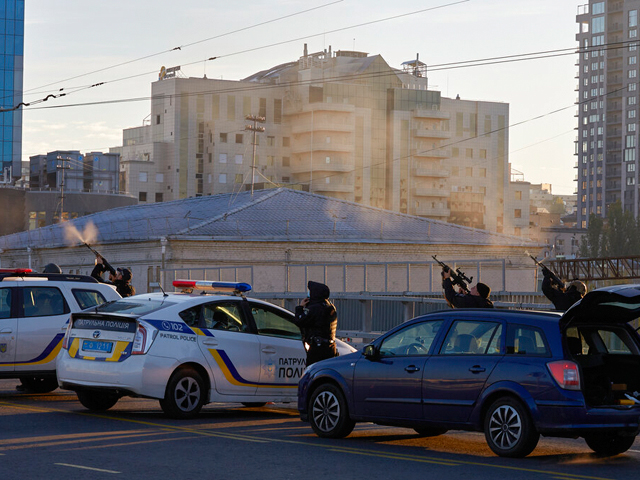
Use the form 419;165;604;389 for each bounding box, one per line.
82;340;113;353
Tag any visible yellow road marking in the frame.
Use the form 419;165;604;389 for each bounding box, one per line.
55;463;120;474
0;401;617;480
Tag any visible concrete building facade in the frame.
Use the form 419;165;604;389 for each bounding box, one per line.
576;1;640;226
114;47;513;234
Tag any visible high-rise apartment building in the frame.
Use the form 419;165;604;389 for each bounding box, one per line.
0;0;24;183
576;1;640;226
114;47;512;233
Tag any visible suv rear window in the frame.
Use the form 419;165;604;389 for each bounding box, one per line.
73;289;109;310
22;287;68;317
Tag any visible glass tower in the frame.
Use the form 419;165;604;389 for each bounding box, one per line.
0;0;24;183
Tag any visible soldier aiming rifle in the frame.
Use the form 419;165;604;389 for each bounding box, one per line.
86;243;135;297
433;256;493;309
528;252;586;311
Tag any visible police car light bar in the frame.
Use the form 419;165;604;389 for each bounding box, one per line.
173;280;252;293
0;268;33;273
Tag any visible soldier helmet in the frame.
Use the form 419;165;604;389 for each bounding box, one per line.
43;263;62;274
567;280;587;297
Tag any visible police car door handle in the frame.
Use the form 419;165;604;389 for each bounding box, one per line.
202;339;219;346
404;365;420;373
261;347;277;355
1;328;12;334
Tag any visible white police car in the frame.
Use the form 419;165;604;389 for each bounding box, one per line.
0;269;121;393
56;280;355;418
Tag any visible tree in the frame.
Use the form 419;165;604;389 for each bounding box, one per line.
578;202;640;257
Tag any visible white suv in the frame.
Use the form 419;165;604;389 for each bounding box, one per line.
0;269;122;393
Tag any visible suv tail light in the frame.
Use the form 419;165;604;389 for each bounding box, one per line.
132;322;157;355
547;360;581;390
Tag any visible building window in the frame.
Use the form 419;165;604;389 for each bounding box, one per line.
156;115;161;125
156;173;164;182
220;133;227;143
155;193;163;202
515;191;522;200
452;147;459;157
630;56;638;65
628;163;636;172
219;153;227;163
465;167;472;176
630;96;637;105
479;149;487;159
139;172;148;182
452;166;459;176
219;174;227;184
479;168;486;177
514;209;521;218
465;148;473;158
236;134;243;144
514;227;521;236
235;154;243;164
235;174;243;184
139;192;147;202
282;156;290;167
325;156;331;163
592;2;604;15
267;136;275;146
282;176;290;183
591;16;605;34
283;137;290;147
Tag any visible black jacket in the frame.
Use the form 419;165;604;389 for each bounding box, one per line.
443;278;494;308
293;281;337;343
91;264;136;298
542;274;581;311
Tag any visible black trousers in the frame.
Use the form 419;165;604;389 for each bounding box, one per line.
306;343;338;366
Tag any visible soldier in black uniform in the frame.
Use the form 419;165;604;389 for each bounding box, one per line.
91;255;136;297
542;270;586;311
442;269;493;308
293;281;338;366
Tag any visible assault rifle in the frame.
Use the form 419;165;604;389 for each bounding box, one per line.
432;256;473;293
527;253;564;289
83;243;116;276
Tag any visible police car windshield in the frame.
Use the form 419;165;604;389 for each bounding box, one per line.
95;299;175;316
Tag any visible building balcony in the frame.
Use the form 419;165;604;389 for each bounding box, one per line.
290;142;355;154
412;128;451;139
284;102;356;116
312;183;354;193
412;166;449;178
411;148;450;158
291;121;355;134
414;206;450;217
412;186;448;198
413;109;450;120
290;162;353;174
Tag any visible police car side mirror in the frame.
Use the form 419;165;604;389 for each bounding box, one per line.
363;344;378;359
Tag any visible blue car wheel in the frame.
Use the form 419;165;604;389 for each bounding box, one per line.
484;397;539;458
309;384;355;439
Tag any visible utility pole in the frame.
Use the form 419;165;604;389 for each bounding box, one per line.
56;156;71;222
245;115;265;196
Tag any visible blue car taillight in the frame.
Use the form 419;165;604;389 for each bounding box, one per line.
547;360;581;390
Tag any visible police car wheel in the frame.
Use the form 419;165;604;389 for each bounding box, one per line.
309;383;355;439
76;390;119;411
18;376;58;394
160;368;205;419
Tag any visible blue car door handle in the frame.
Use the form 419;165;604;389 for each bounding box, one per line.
405;365;420;373
469;365;486;374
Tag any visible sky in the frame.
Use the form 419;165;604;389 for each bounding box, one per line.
22;0;580;194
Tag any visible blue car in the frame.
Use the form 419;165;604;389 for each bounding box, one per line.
298;285;640;457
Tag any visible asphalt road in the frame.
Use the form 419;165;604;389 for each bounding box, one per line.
1;379;639;480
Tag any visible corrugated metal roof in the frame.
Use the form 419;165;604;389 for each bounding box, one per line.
0;188;538;251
